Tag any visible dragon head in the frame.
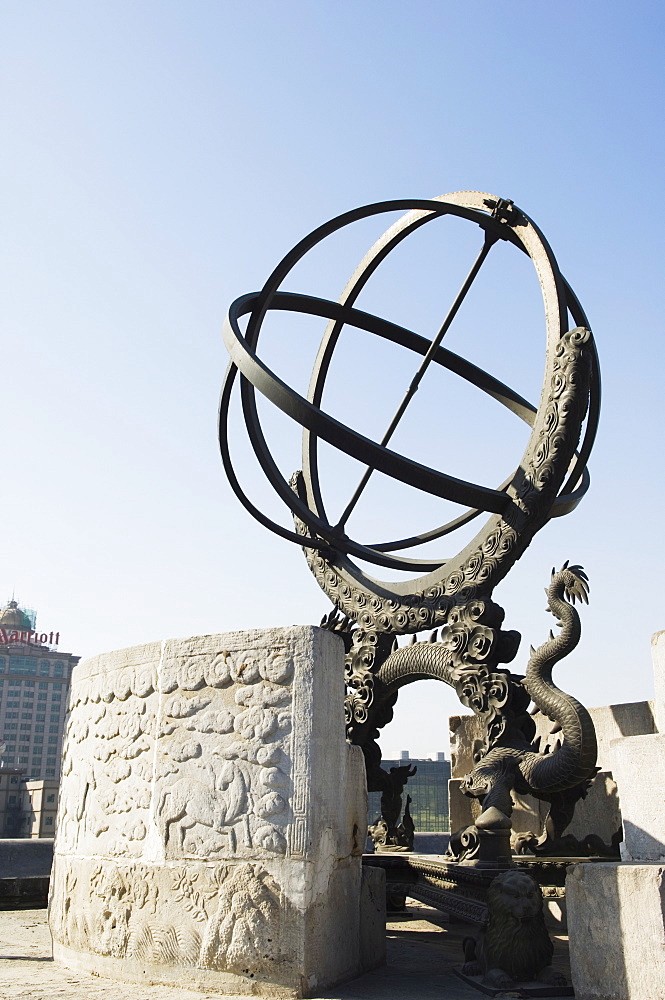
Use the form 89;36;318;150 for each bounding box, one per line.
547;561;589;606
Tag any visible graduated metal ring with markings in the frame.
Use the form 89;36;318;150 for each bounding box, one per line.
220;191;599;623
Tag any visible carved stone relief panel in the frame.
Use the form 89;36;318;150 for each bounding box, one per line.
49;855;296;985
154;637;296;860
56;629;364;866
56;646;161;859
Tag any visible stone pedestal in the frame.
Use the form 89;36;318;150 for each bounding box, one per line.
48;626;384;997
567;863;665;1000
566;630;665;1000
651;629;665;734
611;733;665;862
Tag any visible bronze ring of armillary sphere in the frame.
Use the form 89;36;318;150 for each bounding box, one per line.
219;191;599;632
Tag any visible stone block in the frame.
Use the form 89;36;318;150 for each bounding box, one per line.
448;778;481;834
359;866;386;970
589;702;656;770
651;630;665;734
449;714;486;778
49;627;380;996
611;733;665;862
567;862;665;1000
566;770;621;847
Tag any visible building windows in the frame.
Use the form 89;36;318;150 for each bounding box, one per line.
4;756;15;763
5;712;18;719
39;661;50;676
4;744;16;752
46;794;55;803
45;816;54;826
0;657;6;672
367;757;451;832
24;680;35;688
36;714;45;723
34;737;44;746
45;768;55;777
9;656;37;675
38;693;47;702
48;725;59;734
47;736;58;744
52;694;62;702
21;713;33;720
7;701;19;708
20;724;32;732
38;682;48;690
18;756;28;764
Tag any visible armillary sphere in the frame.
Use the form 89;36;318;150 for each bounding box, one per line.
220;191;599;633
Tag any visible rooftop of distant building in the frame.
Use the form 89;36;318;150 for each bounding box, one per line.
0;600;34;632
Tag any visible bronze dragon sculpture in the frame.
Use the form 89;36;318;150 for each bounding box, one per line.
323;563;599;858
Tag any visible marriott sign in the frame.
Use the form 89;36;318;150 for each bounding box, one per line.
0;628;60;646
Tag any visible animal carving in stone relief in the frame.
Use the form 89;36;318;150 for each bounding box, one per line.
157;758;249;849
57;757;96;849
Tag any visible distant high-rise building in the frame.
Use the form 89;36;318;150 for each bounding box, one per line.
367;753;451;832
0;598;79;785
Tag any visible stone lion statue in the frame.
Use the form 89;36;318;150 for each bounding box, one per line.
462;870;567;990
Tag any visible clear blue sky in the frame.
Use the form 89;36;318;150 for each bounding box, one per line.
2;1;663;757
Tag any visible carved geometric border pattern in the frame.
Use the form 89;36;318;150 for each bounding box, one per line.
286;644;310;858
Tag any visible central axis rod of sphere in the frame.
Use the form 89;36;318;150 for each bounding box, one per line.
334;231;498;533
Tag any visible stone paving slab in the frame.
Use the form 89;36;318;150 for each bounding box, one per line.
0;905;569;1000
